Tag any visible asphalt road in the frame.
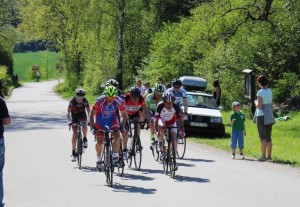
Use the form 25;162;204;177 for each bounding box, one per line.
3;80;300;207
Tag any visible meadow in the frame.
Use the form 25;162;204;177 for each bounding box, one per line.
190;110;300;167
13;51;59;82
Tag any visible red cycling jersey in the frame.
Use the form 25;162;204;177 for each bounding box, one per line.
124;93;146;116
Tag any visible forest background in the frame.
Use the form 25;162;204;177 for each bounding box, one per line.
1;0;300;109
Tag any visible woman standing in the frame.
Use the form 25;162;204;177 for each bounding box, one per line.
213;79;221;107
254;75;275;161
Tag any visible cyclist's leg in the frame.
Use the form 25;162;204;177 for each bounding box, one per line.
81;118;88;138
157;119;164;150
170;122;178;152
95;133;104;162
122;120;129;151
112;131;120;153
150;116;156;143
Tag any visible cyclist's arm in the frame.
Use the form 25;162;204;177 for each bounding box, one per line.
120;109;128;127
89;109;96;128
182;97;188;114
67;108;72;122
86;106;91;119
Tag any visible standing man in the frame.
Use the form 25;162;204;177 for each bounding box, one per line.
136;79;147;96
0;96;11;207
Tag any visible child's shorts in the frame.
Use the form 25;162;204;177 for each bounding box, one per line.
231;130;244;149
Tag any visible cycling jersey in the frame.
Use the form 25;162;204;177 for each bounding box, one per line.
145;93;162;115
155;101;182;126
92;96;125;130
166;87;187;107
68;97;89;121
124;93;146;116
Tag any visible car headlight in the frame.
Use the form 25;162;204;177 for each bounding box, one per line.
211;117;221;123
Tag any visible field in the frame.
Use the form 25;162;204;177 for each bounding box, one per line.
190;110;300;167
13;51;59;82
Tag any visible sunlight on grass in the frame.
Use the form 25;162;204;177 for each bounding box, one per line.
189;110;300;168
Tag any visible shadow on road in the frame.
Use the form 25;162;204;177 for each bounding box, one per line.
175;175;210;183
6;112;66;131
180;157;215;163
121;172;155;181
112;183;157;194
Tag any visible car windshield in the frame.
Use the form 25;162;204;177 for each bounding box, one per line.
186;94;218;109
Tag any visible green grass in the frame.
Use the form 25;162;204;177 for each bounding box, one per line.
13;51;58;82
190;110;300;167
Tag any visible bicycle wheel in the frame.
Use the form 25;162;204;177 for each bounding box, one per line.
127;133;135;168
162;146;169;175
134;136;142;171
150;142;160;161
162;135;170;175
77;135;83;169
170;140;177;178
117;141;125;176
104;146;113;187
176;136;186;159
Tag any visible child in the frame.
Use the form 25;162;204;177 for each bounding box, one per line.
230;101;246;159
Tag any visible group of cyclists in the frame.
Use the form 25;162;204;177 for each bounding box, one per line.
67;77;188;170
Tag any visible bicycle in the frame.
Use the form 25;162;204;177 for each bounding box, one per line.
161;125;178;178
69;120;84;169
100;126;115;187
127;119;144;171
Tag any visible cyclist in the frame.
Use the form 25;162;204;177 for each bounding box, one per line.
167;78;187;137
89;85;127;167
166;78;188;115
67;88;90;162
122;87;148;158
145;83;165;144
105;79;124;97
155;92;184;169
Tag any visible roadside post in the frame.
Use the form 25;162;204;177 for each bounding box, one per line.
242;69;256;115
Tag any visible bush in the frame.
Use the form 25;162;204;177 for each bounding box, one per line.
273;72;300;103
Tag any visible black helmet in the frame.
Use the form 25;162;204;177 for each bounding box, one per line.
75;88;85;97
162;92;175;102
172;78;182;87
130;87;141;98
105;79;119;87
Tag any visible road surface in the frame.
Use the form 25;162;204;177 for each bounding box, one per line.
3;80;300;207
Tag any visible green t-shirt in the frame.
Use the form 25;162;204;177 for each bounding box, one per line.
230;111;245;131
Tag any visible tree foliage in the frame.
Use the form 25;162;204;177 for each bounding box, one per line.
14;0;300;106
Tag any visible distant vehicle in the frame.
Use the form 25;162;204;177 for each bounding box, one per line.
179;76;225;137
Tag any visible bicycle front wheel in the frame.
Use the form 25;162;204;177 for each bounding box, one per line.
170;140;177;178
134;136;142;171
104;146;113;187
176;136;186;159
77;135;83;169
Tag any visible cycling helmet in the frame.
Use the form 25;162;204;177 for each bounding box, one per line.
105;79;119;87
130;87;141;98
171;78;182;87
154;83;165;93
104;85;118;97
162;92;175;102
75;88;85;97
